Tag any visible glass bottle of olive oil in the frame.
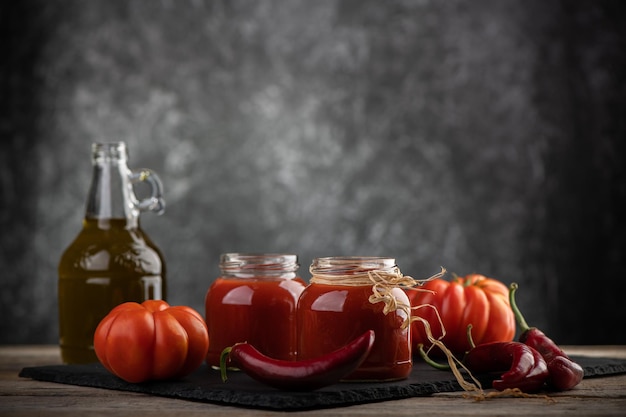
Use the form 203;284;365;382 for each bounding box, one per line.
58;142;166;364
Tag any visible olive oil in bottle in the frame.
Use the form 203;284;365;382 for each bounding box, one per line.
58;142;166;363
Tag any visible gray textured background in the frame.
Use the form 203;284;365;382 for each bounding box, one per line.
2;0;625;345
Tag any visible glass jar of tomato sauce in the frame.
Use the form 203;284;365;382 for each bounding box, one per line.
205;253;305;367
297;256;413;381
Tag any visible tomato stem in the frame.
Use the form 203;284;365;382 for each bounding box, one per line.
509;283;531;332
219;347;233;382
417;344;451;371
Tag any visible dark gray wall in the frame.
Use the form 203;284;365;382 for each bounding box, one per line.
2;0;625;345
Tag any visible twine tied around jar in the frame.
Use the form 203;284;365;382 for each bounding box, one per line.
309;264;446;329
367;266;445;328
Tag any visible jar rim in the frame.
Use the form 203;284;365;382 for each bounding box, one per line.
310;256;397;275
220;253;299;274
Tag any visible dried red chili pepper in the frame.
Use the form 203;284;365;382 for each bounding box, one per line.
509;283;584;391
464;341;549;392
220;330;375;391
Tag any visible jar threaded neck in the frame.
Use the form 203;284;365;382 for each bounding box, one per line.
219;253;299;278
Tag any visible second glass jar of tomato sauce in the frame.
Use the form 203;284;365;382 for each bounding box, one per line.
297;256;413;381
205;253;305;367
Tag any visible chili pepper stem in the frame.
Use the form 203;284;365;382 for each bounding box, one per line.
509;283;531;332
219;347;233;382
466;324;476;349
417;344;451;371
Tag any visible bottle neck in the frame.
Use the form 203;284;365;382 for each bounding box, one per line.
85;143;139;227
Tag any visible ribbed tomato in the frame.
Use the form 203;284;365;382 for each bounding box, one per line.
408;273;515;356
94;300;209;383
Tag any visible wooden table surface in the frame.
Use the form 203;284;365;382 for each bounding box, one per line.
1;345;626;416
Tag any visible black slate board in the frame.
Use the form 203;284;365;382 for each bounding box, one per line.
19;356;626;411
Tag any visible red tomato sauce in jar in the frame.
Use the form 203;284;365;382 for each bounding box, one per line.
297;257;413;381
205;254;305;367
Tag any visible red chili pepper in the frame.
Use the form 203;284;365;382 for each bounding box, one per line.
509;283;584;391
220;330;375;391
464;341;549;392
